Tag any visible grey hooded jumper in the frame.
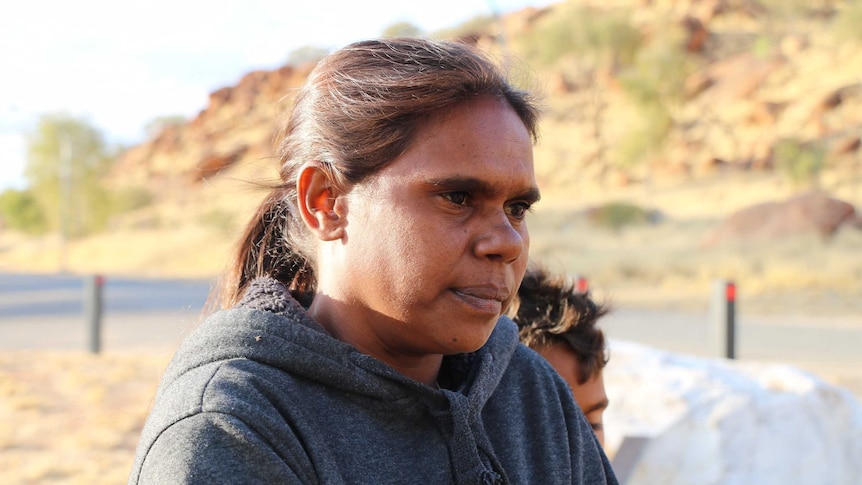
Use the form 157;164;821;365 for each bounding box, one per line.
129;277;618;484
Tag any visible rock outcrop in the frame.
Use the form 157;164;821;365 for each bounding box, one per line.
110;63;315;191
108;1;862;198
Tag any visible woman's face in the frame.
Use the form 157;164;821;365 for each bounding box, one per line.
312;96;537;364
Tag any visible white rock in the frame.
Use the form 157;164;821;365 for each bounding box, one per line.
604;340;862;485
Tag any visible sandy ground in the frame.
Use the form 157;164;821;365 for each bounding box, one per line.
0;351;172;485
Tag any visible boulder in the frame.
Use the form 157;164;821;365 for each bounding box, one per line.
702;191;859;246
605;340;862;485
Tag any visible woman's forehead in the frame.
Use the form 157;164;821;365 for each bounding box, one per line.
392;99;533;168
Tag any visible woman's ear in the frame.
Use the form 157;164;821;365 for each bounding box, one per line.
297;163;346;241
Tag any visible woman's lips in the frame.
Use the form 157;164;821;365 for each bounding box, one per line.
452;285;509;315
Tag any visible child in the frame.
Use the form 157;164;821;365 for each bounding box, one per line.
508;266;610;447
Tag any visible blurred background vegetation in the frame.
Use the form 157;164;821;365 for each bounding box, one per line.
2;115;154;237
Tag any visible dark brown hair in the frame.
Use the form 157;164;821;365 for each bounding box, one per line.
218;38;540;307
507;266;609;384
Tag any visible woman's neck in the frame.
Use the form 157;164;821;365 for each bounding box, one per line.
307;293;443;386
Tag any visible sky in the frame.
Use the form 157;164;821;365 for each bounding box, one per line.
0;0;557;190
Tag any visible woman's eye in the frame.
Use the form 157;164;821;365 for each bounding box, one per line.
591;422;604;432
506;202;532;219
442;192;470;206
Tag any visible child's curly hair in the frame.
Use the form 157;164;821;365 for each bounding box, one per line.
507;265;610;385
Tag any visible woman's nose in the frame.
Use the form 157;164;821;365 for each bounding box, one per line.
472;211;526;264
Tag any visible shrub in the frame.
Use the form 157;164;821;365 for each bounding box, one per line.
614;25;691;169
612;101;673;169
518;5;641;67
773;138;826;187
586;201;657;231
0;188;49;234
619;25;691;107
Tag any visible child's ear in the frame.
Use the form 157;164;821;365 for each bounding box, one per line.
297;163;346;241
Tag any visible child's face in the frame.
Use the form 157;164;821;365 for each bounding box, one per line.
536;342;608;447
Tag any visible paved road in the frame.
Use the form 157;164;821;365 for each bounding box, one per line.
0;273;213;351
1;273;860;372
0;273;212;316
601;307;862;365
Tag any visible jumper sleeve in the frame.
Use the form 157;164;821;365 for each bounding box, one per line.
135;412;313;485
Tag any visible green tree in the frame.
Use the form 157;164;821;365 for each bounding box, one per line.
381;21;422;38
25;113;114;237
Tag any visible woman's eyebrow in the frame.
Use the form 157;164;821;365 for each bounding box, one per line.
424;175;541;203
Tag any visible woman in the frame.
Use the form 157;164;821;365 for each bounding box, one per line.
130;38;618;485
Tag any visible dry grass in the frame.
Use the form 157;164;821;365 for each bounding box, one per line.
0;226;234;279
528;170;862;314
0;351;172;485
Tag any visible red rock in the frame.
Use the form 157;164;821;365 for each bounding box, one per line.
702;191;859;246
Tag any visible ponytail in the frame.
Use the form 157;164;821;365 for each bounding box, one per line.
219;189;316;309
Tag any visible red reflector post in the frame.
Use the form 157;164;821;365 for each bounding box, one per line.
726;281;736;302
575;276;589;293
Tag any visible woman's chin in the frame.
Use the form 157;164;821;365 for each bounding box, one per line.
438;321;499;355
